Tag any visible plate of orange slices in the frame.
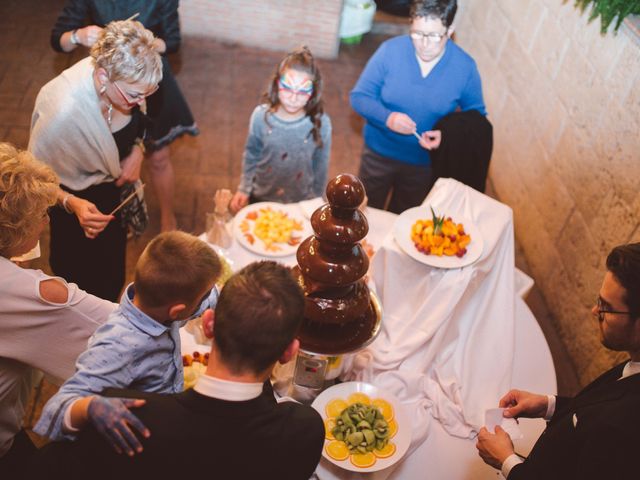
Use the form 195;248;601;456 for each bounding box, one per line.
393;206;484;268
311;381;410;473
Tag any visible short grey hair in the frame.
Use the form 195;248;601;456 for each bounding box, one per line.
91;20;163;88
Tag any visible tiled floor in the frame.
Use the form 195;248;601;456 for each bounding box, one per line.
3;0;580;441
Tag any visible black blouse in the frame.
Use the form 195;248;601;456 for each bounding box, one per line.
113;108;146;160
51;0;181;54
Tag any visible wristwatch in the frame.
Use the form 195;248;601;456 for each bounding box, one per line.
134;137;146;155
70;29;80;46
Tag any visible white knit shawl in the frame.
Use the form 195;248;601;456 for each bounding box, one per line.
28;57;121;190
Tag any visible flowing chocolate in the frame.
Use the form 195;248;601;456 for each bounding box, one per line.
295;174;378;354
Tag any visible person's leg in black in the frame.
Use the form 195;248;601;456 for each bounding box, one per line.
358;146;395;210
387;162;434;214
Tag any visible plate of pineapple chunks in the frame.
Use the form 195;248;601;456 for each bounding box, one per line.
393;206;484;268
233;202;311;257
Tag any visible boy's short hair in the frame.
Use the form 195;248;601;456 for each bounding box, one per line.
214;261;305;375
134;231;221;308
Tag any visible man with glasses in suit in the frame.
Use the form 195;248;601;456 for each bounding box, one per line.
476;243;640;480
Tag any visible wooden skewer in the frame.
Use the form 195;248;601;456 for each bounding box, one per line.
110;183;145;216
412;130;422;141
125;12;140;21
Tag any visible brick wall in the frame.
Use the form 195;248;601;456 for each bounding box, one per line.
178;0;343;59
456;1;640;386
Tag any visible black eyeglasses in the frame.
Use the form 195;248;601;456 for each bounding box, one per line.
409;30;447;43
595;297;633;321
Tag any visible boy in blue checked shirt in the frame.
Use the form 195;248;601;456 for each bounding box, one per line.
34;231;221;455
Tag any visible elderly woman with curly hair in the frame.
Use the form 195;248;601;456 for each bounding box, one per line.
29;19;163;301
0;143;114;476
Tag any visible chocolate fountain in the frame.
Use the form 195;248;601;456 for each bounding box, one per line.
290;174;382;393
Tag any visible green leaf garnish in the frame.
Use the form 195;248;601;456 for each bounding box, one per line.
430;206;444;236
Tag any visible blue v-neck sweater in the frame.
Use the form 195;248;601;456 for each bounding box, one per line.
350;35;486;166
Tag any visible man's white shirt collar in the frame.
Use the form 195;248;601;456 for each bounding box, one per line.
621;361;640;379
194;374;263;401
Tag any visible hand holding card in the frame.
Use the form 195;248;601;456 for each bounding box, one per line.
485;407;523;440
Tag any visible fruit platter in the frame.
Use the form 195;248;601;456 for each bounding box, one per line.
183;351;209;390
233;202;312;257
393;206;484;269
311;382;410;473
411;207;471;258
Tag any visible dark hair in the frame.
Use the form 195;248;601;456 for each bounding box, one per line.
214;261;305;375
134;231;221;308
263;45;325;147
410;0;457;27
606;243;640;317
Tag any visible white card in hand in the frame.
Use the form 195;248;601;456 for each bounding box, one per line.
485;408;505;431
484;408;523;440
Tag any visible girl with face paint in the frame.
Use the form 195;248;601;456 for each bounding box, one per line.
229;46;332;213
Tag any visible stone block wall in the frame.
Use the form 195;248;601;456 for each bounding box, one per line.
456;1;640;386
178;0;343;59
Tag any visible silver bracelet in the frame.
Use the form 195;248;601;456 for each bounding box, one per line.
62;193;74;214
70;29;80;46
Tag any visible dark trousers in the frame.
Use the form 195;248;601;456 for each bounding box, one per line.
0;429;36;478
49;182;127;302
358;146;434;214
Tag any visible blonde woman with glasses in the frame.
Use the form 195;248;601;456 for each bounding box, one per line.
51;0;199;232
29;19;163;302
0;143;114;477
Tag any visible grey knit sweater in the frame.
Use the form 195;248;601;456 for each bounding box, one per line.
238;104;332;203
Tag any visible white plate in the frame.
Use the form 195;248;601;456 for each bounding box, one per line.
393;206;484;269
233;202;311;257
311;381;411;473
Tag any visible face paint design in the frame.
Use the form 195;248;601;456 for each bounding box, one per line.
278;71;314;97
276;69;314;118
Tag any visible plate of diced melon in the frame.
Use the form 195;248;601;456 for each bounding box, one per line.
393;206;484;268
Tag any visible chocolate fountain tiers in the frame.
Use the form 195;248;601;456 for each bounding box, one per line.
293;174;381;355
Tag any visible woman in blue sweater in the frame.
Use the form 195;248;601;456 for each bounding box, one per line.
350;0;486;213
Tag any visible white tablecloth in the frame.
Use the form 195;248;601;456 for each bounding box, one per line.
314;178;555;480
343;178;516;437
315;296;555;480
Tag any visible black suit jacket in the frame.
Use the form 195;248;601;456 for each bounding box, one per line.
26;382;324;480
509;362;640;480
430;110;493;193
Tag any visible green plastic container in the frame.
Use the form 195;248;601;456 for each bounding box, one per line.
341;34;363;45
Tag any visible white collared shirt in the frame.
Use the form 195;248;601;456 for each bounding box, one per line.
194;374;263;401
621;361;640;379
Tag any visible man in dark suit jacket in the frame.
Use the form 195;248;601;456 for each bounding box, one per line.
476;243;640;480
26;261;325;480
